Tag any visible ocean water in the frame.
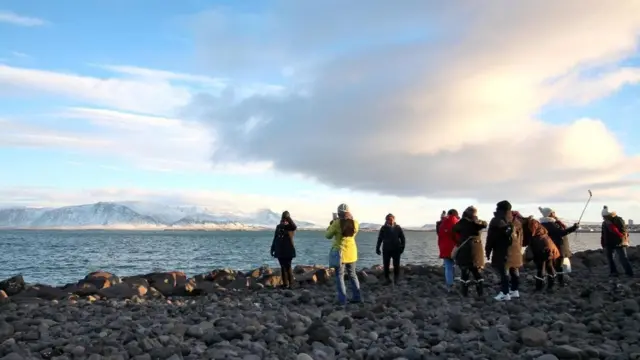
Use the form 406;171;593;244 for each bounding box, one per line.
0;230;633;285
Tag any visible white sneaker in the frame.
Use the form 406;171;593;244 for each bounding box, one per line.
494;292;511;301
509;290;520;298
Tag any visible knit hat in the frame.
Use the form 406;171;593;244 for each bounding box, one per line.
337;203;350;214
538;207;553;217
602;205;615;217
463;206;477;218
496;200;512;211
385;213;394;220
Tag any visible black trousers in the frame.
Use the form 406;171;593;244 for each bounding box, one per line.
460;266;484;296
534;258;557;290
552;257;565;285
382;251;401;281
278;257;294;288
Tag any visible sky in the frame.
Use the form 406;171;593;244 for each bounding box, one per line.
1;1;640;226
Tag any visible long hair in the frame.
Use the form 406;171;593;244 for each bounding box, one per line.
338;211;355;237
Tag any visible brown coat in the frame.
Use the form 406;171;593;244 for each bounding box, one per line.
486;211;524;270
522;217;560;261
452;217;486;268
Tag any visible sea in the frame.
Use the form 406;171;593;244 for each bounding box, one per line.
0;230;634;286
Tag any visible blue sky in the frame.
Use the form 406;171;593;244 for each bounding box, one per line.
1;2;640;225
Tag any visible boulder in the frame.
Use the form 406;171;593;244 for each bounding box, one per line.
62;281;99;297
314;268;332;284
296;271;317;285
259;274;282;287
14;284;67;300
144;271;188;296
0;290;7;300
121;276;150;288
98;283;148;299
80;271;120;289
294;265;316;274
0;275;25;296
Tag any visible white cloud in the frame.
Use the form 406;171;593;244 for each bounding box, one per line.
0;10;46;27
189;1;640;204
1;107;271;174
1;186;638;225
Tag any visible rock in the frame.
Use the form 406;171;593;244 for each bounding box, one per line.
0;275;25;296
81;271;120;289
550;345;585;359
306;319;334;344
0;291;7;300
622;299;639;315
1;353;24;360
144;271;188;296
296;271;318;285
13;284;66;300
98;283;148;299
0;321;14;342
448;313;471;333
296;354;313;360
520;327;548;347
535;355;559;360
259;274;282;287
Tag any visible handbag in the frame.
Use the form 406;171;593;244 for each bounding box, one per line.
562;257;572;273
329;247;342;268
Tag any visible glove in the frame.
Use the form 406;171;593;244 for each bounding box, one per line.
376;248;381;256
270;250;276;257
574;222;579;228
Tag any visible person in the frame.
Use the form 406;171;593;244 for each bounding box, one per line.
270;211;297;289
538;207;579;286
601;205;633;277
325;203;362;304
452;206;487;297
485;201;523;301
437;209;459;291
376;213;406;285
521;216;561;291
435;210;446;233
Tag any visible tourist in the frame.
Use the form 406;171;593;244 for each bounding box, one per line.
435;210;446;233
437;209;459;291
601;206;633;277
326;203;362;304
486;201;523;301
375;213;406;285
538;207;579;286
270;211;297;289
521;216;561;291
452;206;487;297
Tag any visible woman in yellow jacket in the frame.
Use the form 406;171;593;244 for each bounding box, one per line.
325;203;361;304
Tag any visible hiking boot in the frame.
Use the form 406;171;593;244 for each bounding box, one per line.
494;292;511;301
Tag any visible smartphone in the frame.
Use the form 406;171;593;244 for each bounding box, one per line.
332;212;339;220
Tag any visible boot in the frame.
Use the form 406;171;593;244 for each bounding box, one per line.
461;283;469;297
547;275;555;293
476;282;484;296
534;276;545;291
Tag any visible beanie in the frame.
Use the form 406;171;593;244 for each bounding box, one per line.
496;200;512;212
538;207;553;218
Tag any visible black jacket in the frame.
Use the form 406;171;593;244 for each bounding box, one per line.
452;217;487;268
539;219;577;258
376;224;406;253
485;210;523;269
271;221;297;259
601;216;629;248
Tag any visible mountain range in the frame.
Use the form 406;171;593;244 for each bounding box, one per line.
0;202;318;230
0;201;438;231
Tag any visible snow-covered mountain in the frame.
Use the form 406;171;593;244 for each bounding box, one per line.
0;201;319;230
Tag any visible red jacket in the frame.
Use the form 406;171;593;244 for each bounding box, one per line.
438;215;459;258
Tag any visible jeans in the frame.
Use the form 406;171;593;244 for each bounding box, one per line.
534;259;556;290
443;259;455;287
606;247;634;276
460;267;483;296
334;262;361;304
500;267;519;295
277;257;294;288
382;251;401;281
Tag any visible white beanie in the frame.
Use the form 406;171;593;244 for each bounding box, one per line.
538;207;554;217
337;203;350;213
602;205;613;217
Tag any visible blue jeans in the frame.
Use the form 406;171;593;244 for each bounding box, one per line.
501;267;520;294
334;262;361;304
443;259;454;286
606;246;634;276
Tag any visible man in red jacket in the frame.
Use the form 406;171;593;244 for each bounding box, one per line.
438;209;460;290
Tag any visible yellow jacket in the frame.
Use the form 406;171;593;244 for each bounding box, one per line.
325;219;359;263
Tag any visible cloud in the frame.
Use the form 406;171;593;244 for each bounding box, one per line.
1;107;271;174
189;1;640;203
0;10;46;27
0;64;192;115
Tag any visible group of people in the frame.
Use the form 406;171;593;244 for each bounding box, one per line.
270;201;633;305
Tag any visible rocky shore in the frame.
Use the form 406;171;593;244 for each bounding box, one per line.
0;247;639;360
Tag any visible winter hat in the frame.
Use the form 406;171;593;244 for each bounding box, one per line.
538;207;554;218
337;203;350;214
496;200;512;212
602;205;615;217
385;213;395;220
463;206;477;218
281;210;290;220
